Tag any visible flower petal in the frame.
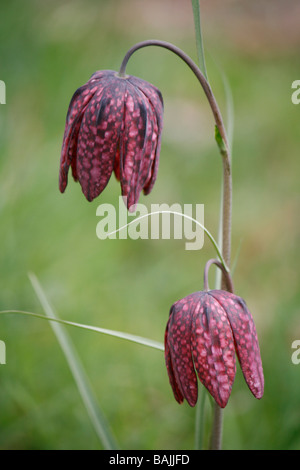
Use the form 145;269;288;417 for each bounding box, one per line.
76;78;126;201
191;292;236;408
125;85;159;209
59;71;115;194
139;105;159;195
128;76;163;196
60;70;163;207
127;75;163;131
209;290;264;400
166;297;198;407
113;146;121;182
59;86;96;192
164;321;184;404
119;85;153;211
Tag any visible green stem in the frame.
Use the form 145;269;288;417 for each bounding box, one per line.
211;137;232;452
195;389;207;449
221;151;232;284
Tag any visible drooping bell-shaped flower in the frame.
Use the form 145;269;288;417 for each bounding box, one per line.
165;289;264;408
59;70;163;211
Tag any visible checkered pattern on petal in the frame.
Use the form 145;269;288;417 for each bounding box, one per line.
190;292;236;408
60;86;96;192
164;324;184;405
127;76;163;196
209;290;264;400
165;296;198;407
165;290;264;408
76;79;126;201
59;70;163;208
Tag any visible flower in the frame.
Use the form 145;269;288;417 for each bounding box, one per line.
59;70;163;211
164;289;264;408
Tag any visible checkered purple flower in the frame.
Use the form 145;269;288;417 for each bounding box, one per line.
165;290;264;408
59;70;163;211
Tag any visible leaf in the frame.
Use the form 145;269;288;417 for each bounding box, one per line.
0;309;164;352
215;125;227;155
28;272;119;450
191;0;208;80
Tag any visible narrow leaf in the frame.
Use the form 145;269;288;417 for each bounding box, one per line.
191;0;208;80
215;125;227;155
28;272;119;450
0;309;164;352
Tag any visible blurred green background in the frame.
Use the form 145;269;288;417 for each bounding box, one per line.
0;0;299;450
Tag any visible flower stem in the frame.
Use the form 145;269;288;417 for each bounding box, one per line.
120;39;232;450
203;259;234;293
119;40;228;144
195;388;207;449
120;40;231;264
119;39;232;266
220;152;232;288
210;403;224;450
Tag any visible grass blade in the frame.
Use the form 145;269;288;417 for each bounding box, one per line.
0;309;164;352
191;0;208;79
28;272;119;450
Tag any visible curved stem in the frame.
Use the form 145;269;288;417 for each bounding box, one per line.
119;38;232;273
119;40;228;147
105;210;229;272
203;259;234;293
